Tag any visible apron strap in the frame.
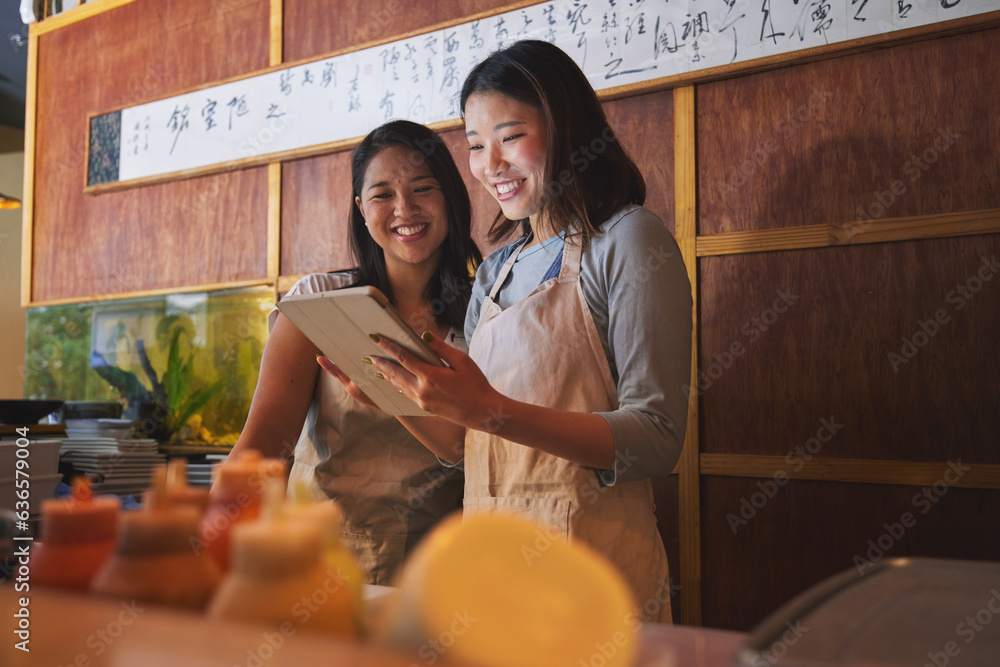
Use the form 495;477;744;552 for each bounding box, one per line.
488;235;529;303
558;233;583;283
488;230;584;301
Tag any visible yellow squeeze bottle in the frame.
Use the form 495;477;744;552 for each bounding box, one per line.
207;479;359;640
286;482;365;631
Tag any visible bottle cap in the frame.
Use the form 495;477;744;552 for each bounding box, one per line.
40;477;119;544
115;466;201;556
230;479;322;579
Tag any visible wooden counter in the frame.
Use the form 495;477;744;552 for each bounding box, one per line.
1;585;745;666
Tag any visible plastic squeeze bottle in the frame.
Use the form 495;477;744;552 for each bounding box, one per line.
31;477;119;591
199;450;285;571
165;458;209;515
285;482;365;630
90;466;221;609
207;479;360;640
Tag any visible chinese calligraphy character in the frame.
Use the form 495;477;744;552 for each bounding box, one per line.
266;103;286;120
201;99;218;131
379;90;395;119
227;95;248;130
321;61;336;88
470;21;484;49
280;70;294;96
495;16;509;43
166;104;190;155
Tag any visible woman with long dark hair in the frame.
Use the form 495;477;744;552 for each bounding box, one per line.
230;120;481;584
331;41;692;621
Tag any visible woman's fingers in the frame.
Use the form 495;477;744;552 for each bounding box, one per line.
316;355;380;410
365;332;496;427
370;330;463;371
417;329;468;369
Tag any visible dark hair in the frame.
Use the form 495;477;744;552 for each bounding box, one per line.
348;120;481;331
460;40;645;248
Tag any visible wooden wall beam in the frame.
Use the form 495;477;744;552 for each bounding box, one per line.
27;279;274;308
267;0;284;281
20;30;39;307
673;84;701;626
701;454;1000;490
696;208;1000;257
31;0;140;35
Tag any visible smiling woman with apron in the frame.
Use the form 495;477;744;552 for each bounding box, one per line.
347;41;692;622
228;120;481;585
463;221;685;623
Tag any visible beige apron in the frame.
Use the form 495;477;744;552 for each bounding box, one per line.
465;233;672;623
283;273;465;586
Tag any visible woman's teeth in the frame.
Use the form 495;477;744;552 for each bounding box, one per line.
496;180;524;195
394;224;428;237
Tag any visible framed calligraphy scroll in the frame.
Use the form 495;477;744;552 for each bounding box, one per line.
85;0;999;192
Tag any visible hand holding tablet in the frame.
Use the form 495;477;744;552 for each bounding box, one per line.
276;286;443;416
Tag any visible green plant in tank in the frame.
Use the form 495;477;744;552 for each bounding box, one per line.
92;320;224;440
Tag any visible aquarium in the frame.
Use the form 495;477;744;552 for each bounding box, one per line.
24;287;274;446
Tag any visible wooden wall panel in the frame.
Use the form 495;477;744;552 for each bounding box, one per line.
31;0;271;301
698;234;1000;464
280;152;354;276
697;27;1000;235
700;478;1000;631
604;90;675;236
283;0;514;62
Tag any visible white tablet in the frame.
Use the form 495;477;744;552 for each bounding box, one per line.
276;285;443;416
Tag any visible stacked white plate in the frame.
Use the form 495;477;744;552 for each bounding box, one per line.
64;418;137;440
185;454;227;488
60;419;165;496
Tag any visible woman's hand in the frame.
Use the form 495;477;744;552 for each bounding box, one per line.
366;331;500;431
316;355;380;410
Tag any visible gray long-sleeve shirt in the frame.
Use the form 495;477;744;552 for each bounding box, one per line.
465;205;693;484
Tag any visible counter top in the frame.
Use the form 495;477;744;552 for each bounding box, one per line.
1;585;746;666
